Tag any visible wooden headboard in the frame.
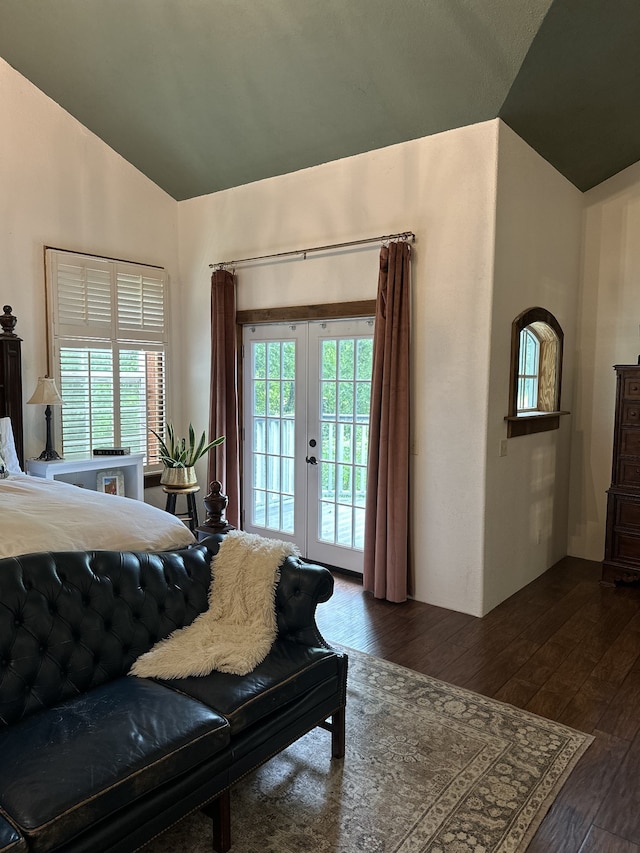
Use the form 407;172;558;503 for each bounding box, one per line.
0;305;24;469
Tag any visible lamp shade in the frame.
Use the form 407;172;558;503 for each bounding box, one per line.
27;377;63;406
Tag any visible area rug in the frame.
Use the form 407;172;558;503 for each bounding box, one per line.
141;647;593;852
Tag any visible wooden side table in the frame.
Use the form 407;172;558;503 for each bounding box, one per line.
163;485;200;532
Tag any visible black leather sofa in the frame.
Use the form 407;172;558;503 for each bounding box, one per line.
0;537;347;853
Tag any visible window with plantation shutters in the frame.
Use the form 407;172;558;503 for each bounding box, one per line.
45;249;167;470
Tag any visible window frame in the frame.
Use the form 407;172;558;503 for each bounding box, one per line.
45;247;167;471
506;307;568;438
517;326;541;412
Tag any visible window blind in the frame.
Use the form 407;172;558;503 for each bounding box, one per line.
46;249;167;469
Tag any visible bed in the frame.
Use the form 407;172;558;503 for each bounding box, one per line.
0;306;196;556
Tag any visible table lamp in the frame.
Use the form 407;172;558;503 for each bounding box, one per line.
27;376;63;460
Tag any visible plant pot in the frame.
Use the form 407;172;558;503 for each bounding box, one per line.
160;466;197;488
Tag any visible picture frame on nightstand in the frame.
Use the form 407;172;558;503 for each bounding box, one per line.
97;470;125;496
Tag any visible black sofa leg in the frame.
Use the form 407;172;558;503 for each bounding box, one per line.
203;790;231;852
331;707;346;759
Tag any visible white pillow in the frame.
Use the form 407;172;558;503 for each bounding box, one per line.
0;417;22;474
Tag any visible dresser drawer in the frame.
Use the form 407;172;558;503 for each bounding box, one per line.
616;460;640;488
623;375;640;399
615;497;640;528
620;428;640;455
606;492;640;567
621;404;640;426
609;530;640;565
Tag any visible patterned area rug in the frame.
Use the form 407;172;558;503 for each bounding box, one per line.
142;647;593;852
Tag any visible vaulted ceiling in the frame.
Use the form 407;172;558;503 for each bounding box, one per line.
1;0;638;201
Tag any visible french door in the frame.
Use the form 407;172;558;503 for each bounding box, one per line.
242;318;374;572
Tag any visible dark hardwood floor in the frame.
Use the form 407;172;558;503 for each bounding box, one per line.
315;556;640;853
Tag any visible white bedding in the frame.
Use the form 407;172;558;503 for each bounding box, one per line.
0;474;196;558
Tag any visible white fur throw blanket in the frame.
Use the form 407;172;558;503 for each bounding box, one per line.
130;531;298;678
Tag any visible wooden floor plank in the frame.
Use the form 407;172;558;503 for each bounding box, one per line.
597;669;640;741
457;636;541;695
522;730;629;852
594;729;640;844
493;675;542;707
578;826;640;853
539;643;602;695
519;582;600;647
525;684;574;721
511;639;573;686
556;675;621;733
547;604;596;651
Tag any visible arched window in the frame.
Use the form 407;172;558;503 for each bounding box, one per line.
506;307;567;437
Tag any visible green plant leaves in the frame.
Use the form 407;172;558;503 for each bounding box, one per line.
150;423;225;468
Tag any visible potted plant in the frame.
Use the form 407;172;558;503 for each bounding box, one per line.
151;423;225;488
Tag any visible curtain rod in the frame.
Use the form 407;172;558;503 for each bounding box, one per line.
209;231;415;270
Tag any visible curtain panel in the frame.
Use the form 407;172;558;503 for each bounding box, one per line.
363;241;411;602
208;269;240;527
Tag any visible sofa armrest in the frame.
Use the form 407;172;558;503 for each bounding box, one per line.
199;535;335;647
275;555;334;647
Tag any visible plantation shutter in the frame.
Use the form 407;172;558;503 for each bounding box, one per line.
116;264;166;340
45;249;167;469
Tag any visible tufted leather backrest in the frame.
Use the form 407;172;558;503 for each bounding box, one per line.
0;545;214;726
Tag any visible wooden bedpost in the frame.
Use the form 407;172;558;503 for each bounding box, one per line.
0;306;24;470
196;480;235;539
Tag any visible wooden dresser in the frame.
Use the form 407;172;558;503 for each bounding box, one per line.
602;364;640;584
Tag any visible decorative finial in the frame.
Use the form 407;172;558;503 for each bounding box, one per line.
0;306;18;337
201;481;234;533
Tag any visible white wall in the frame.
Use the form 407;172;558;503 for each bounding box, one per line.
5;50;615;613
568;160;640;561
179;120;500;616
0;58;180;460
484;123;583;612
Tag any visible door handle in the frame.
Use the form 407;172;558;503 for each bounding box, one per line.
305;455;318;465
